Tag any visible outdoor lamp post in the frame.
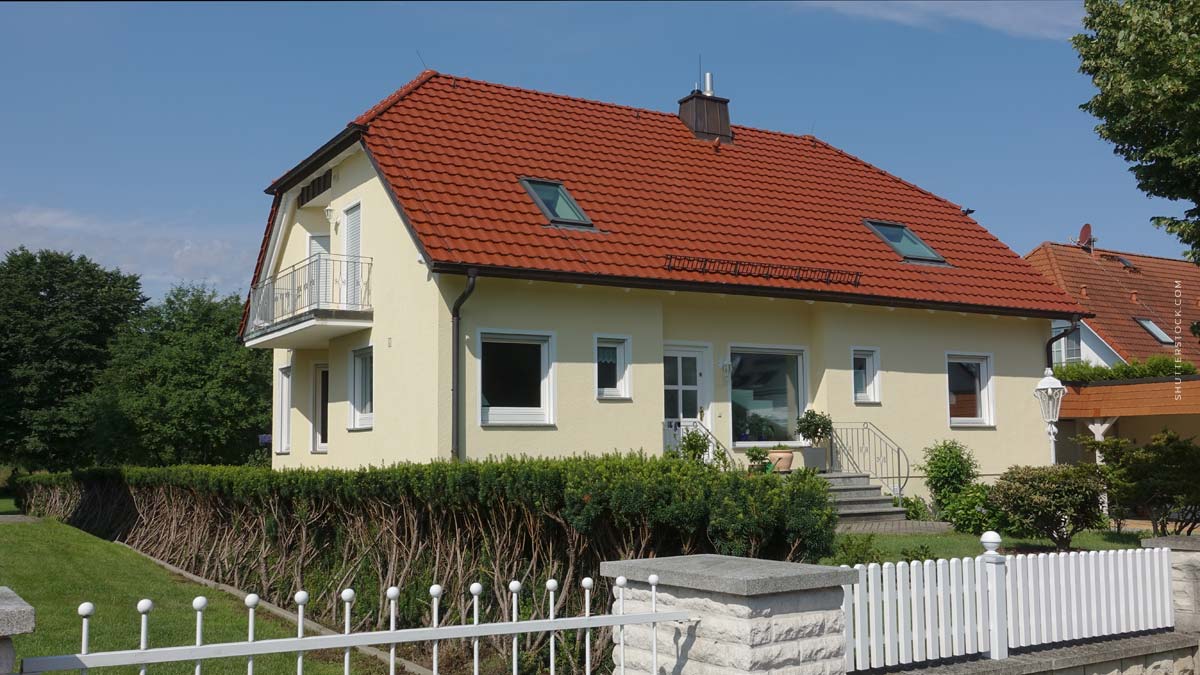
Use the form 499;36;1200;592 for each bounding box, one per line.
1034;367;1067;464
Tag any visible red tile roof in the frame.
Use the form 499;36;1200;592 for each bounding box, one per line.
1026;242;1199;362
258;71;1084;318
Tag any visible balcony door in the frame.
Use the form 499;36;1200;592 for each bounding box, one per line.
308;235;331;307
344;204;362;307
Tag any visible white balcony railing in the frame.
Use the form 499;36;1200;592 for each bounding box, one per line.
246;253;372;337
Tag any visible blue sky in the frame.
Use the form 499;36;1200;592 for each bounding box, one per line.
0;1;1187;297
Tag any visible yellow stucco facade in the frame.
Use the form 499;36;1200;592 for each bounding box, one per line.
259;154;1058;494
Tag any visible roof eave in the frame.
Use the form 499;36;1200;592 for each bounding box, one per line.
428;262;1092;320
265;124;365;195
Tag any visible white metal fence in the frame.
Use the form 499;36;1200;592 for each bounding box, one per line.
20;576;687;675
841;534;1175;672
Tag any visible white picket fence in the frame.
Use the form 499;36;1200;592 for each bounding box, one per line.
841;534;1175;672
20;575;688;675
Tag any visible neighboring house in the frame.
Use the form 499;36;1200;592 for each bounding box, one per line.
239;70;1082;496
1025;233;1200;459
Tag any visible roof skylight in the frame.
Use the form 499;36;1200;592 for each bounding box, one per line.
520;178;592;227
865;220;945;263
1135;317;1175;345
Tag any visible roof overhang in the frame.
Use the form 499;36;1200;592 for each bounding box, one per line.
265;124;365;196
429;262;1090;321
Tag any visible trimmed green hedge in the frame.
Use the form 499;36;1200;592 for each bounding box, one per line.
1053;355;1195;383
19;455;835;672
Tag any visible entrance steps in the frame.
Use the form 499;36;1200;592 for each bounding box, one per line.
823;472;907;523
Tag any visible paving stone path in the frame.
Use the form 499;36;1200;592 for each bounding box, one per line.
836;519;952;534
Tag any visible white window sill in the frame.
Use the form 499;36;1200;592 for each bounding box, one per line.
275;450;290;455
950;421;995;429
481;422;557;428
733;440;812;449
347;426;373;433
311;448;329;454
854;399;882;406
597;395;633;402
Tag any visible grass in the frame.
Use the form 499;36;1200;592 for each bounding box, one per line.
0;519;385;675
0;497;17;515
820;529;1149;565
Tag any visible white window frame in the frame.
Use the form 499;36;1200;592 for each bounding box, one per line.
477;329;556;426
312;363;330;453
851;346;881;404
349;346;373;430
277;366;292;454
946;352;995;427
594;334;632;400
1134;317;1175;345
727;343;809;449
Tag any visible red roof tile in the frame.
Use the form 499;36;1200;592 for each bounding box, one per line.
1026;242;1199;362
263;71;1085;318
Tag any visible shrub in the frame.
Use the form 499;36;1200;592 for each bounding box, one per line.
941;483;1002;535
989;464;1108;550
894;495;932;521
829;534;884;566
900;544;935;561
18;455;836;666
1053;355;1195;383
918;440;979;512
795;410;833;445
1084;431;1200;536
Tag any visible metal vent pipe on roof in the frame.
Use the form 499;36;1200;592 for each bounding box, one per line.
703;72;715;96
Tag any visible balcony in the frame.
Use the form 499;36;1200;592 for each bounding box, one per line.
244;253;373;349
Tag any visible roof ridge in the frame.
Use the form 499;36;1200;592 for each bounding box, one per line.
1027;242;1069;291
1041;241;1192;266
353;69;441;127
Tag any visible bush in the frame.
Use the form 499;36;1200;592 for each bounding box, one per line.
989;464;1108;550
1084;431;1200;536
941;483;1003;535
1053;355;1195;383
895;495;932;521
918;440;979;512
828;534;884;566
18;455;837;665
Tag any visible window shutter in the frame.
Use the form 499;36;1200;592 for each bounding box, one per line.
309;235;331;257
345;205;362;305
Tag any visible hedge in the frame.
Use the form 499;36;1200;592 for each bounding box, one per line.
18;455;835;673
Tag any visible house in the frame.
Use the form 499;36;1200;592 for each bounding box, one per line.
1026;232;1200;459
239;70;1083;498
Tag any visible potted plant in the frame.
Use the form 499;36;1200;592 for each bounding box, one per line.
796;409;834;470
767;443;794;472
743;446;772;473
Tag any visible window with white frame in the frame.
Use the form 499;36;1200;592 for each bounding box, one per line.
947;354;993;426
596;336;631;399
1051;321;1082;364
481;332;554;425
730;349;804;445
277;367;292;453
350;347;373;429
852;348;880;403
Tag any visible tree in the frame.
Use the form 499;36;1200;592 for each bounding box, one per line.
90;284;272;466
989;464;1108;551
1073;1;1200;256
1084;431;1200;536
0;247;145;471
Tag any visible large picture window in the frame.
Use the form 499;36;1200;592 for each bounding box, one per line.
947;354;993;426
730;349;803;445
480;332;554;425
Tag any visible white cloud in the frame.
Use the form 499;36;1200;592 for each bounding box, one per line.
0;205;258;298
800;1;1084;40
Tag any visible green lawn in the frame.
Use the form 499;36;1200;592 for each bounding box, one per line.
0;497;17;515
0;520;385;675
821;529;1149;565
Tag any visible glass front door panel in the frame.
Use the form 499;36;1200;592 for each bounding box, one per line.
663;353;701;421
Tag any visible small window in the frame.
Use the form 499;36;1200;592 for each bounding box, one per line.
947;354;993;426
350;347;373;429
313;364;329;453
1135;318;1175;345
1051;321;1081;364
481;332;554;425
852;348;880;404
520;178;592;227
865;220;945;263
277;367;292;454
596;336;632;399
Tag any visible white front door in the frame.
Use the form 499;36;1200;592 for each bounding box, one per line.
662;348;705;422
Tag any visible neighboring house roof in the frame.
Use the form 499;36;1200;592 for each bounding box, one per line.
1026;241;1200;363
249;70;1083;321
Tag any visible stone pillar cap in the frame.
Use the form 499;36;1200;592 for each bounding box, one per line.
600;554;856;597
0;587;34;637
1142;536;1200;552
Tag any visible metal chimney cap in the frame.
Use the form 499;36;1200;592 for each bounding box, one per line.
703;72;715;96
